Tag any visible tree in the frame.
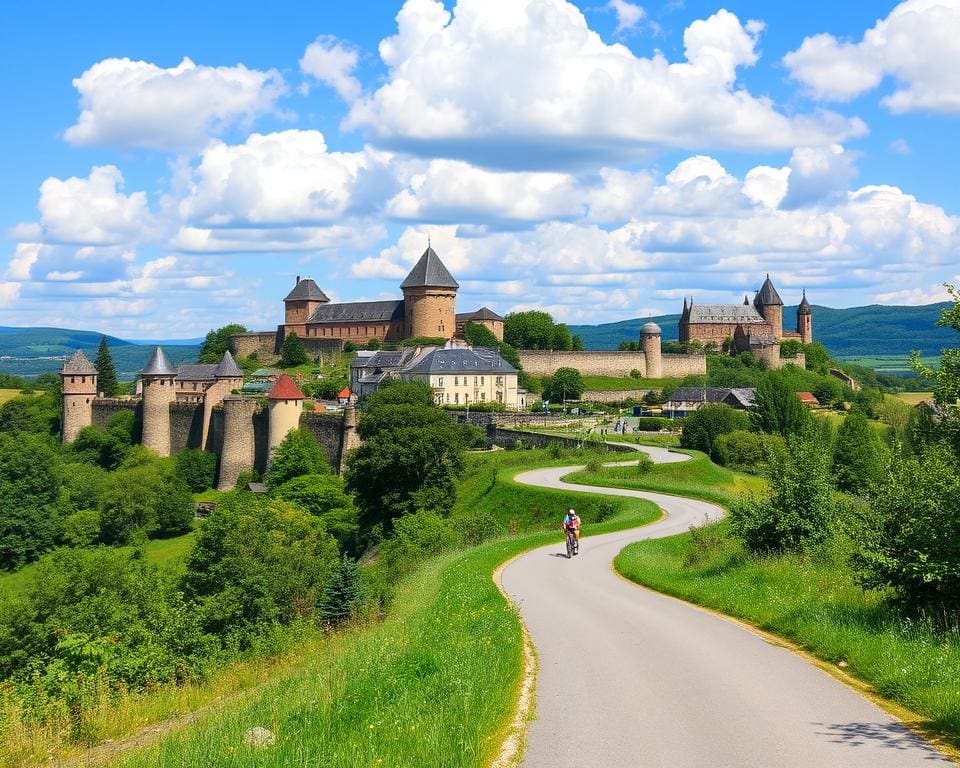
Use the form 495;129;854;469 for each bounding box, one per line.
280;331;309;367
803;342;832;374
94;336;119;396
503;310;572;350
778;339;803;359
0;433;62;569
750;370;811;436
832;411;888;495
680;404;750;459
154;477;195;537
713;429;778;470
913;283;960;407
464;322;498;348
183;493;338;633
852;446;960;613
267;429;331;488
541;367;584;403
175;449;218;492
272;473;359;552
571;335;584;351
345;383;465;540
729;426;834;553
0;393;60;436
99;461;193;544
199;323;247;364
319;555;363;625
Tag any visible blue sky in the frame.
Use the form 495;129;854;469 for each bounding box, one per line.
1;0;958;338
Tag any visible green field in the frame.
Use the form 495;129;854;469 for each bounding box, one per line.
0;388;34;405
896;391;934;405
839;354;939;373
580;375;681;392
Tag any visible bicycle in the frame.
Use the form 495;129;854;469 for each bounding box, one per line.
565;527;579;558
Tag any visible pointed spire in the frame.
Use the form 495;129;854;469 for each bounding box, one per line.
142;347;175;376
214;350;244;378
743;294;750;306
400;245;459;289
798;289;812;313
61;349;97;375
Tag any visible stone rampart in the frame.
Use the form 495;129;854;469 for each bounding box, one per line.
777;352;807;370
229;331;282;362
488;427;637;453
581;389;653;403
659;353;707;377
170;401;205;453
299;411;348;470
446;411;592;428
91;398;140;430
517;350;649;377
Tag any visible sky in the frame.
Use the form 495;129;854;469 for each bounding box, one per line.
1;0;959;339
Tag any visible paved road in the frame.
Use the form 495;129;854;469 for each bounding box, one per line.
500;444;951;767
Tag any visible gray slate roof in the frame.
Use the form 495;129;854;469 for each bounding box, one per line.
404;347;516;375
176;364;217;381
142;347;176;376
284;278;329;303
308;299;405;324
665;387;756;408
456;306;503;322
400;247;459;290
214;350;244;378
798;290;811;312
755;275;784;306
61;349;97;375
640;322;661;334
688;305;766;324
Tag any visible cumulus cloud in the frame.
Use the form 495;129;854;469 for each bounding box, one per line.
300;35;362;100
7;243;45;280
781;144;858;209
784;0;960;114
607;0;646;33
874;282;956;304
0;282;21;308
65;57;287;151
37;166;152;245
345;0;864;168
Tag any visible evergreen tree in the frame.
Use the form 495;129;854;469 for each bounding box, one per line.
95;336;119;396
319;555;363;625
750;370;811;436
832;411;887;494
280;331;309;367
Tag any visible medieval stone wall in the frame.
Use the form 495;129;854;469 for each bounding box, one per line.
487;427;637;452
169;401;205;453
91;398;140;430
581;389;653;403
660;353;707;377
517;350;649;377
299;411;348;470
229;330;343;364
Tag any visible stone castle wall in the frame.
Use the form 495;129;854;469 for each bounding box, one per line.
299;411;349;469
517;350;706;379
581;389;653;403
169;401;205;453
91;398;140;430
229;329;343;364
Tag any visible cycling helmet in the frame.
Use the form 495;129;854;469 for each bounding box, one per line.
568;509;575;515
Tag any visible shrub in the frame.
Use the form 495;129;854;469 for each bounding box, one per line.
680;404;749;459
60;510;101;547
635;454;654;474
271;473;359;553
175;449;218;493
630;368;642;379
267;429;331;488
319;555;364;626
713;430;769;470
377;510;457;584
280;331;309;367
99;463;193;544
459;423;488;449
634;416;671;431
832;411;888;495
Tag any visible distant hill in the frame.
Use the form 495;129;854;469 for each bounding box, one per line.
569;302;954;358
0;326;202;379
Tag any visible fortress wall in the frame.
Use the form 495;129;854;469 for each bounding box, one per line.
778;352;807;370
298;411;346;470
169;401;205;453
91;398;140;430
301;338;345;358
229;331;283;362
253;407;270;475
660;353;707;377
581;389;653;403
488;427;637;453
517;350;648;377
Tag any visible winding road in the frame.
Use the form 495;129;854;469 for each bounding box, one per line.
499;443;952;767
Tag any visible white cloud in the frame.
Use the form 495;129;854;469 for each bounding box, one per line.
0;283;21;308
874;283;955;304
179;130;394;227
784;0;960;114
781;144;858;209
7;243;45;280
607;0;645;33
890;138;912;154
346;0;864;168
37;166;152;245
46;271;84;281
65;57;287;152
300;35;361;100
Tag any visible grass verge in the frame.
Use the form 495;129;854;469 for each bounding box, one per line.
614;526;960;753
581;375;680;391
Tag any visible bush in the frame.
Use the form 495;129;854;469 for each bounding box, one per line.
271;473;359;553
635;454;654;474
634;416;672;431
99;462;193;544
175;449;218;493
459;423;488;449
319;555;364;626
713;430;770;470
267;429;331;488
680;404;750;459
376;510;457;584
60;510;101;547
630;368;642;379
280;331;309;367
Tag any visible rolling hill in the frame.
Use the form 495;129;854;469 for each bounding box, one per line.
569;302;954;358
0;326;202;379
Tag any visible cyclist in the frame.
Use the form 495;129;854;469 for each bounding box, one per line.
562;509;581;555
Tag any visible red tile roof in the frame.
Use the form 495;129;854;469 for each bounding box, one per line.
268;374;305;400
796;392;820;405
338;387;351;399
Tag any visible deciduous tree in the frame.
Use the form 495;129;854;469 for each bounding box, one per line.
280;331;309;367
199;323;247;364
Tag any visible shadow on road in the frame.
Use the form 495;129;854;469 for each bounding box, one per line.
813;722;952;761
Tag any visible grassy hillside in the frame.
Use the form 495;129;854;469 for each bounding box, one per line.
569;302;953;358
0;326;201;379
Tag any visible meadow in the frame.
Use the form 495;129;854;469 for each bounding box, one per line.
580;375;680;392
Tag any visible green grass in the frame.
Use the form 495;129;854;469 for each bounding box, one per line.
0;528;199;596
581;375;680;391
564;449;765;510
614;526;960;749
113;452;660;768
896;391;934;405
840;354;939;373
0;388;36;405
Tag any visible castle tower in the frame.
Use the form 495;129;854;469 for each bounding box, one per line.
60;350;98;443
679;297;690;343
141;347;177;457
797;290;813;344
339;403;359;474
218;396;258;490
640;322;662;379
283;276;329;335
754;274;784;339
201;350;246;449
267;374;305;459
401;246;459;339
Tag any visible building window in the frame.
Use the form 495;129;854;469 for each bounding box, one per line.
480;376;484;385
496;376;503;385
437;377;443;386
481;392;486;401
454;376;459;386
454;393;459;404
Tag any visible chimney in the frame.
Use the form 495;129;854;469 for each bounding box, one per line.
296;275;301;284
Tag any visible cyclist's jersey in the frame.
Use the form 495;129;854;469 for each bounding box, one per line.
563;514;580;530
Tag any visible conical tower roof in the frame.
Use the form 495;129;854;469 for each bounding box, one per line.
268;374;304;400
142;347;175;376
214;350;244;378
61;349;97;375
798;289;812;313
400;246;459;290
284;277;329;303
755;274;783;306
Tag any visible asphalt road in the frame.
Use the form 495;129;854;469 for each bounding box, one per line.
499;444;951;768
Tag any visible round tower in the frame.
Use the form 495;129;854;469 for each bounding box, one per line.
754;274;784;339
267;374;305;458
797;290;813;345
141;347;177;457
401;245;459;339
218;396;258;490
60;350;98;443
640;322;662;379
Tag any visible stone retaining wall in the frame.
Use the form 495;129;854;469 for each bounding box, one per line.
487;426;637;453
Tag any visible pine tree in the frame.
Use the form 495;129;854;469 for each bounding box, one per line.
95;336;119;396
319;555;362;625
280;331;309;367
